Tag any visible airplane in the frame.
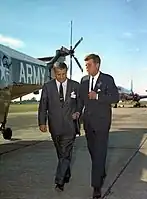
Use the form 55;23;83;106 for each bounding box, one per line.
0;43;51;140
114;81;147;107
0;24;83;140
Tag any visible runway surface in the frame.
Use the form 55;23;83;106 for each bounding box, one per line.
0;108;147;199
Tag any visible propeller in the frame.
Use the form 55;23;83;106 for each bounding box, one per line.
57;21;83;78
37;20;83;79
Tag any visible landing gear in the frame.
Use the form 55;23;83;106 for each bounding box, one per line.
114;104;117;108
0;124;12;140
0;115;12;140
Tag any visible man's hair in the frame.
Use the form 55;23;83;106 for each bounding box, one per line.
84;54;101;65
53;62;68;70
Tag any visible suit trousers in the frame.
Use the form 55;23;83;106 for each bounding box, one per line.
85;122;109;188
51;133;76;185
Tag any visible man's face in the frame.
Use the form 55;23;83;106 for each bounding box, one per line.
85;59;99;76
54;68;67;83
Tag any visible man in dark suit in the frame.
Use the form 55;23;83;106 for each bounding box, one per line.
38;62;80;191
78;54;119;198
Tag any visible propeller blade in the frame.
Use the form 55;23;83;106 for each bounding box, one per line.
73;37;83;51
73;55;83;72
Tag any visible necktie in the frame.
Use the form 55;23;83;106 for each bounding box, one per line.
59;83;64;106
91;77;94;91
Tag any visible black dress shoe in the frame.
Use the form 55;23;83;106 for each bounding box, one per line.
55;184;64;191
92;196;101;199
92;187;101;199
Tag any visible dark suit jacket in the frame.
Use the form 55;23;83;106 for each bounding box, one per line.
78;72;119;131
38;78;80;136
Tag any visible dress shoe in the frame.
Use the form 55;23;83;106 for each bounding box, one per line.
92;196;101;199
92;187;101;199
55;184;64;191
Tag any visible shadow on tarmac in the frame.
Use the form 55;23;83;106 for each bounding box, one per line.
0;127;147;198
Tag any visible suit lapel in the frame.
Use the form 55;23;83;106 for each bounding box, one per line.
85;73;102;92
52;79;72;106
87;75;90;93
65;79;72;102
53;79;59;94
52;79;60;102
82;76;89;100
94;72;102;91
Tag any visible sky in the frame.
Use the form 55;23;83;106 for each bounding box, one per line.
0;0;147;100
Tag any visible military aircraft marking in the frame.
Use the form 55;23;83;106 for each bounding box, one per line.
19;62;46;85
0;50;49;87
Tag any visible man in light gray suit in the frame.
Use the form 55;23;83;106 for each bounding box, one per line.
77;54;119;199
38;62;80;191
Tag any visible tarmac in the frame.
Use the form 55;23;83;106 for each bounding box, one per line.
0;107;147;199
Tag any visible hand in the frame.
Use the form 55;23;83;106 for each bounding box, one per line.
88;91;97;99
72;112;80;119
39;125;47;132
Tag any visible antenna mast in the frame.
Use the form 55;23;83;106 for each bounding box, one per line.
70;20;73;79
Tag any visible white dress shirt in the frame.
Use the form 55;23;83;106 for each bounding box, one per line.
56;79;67;100
89;71;100;99
89;71;100;92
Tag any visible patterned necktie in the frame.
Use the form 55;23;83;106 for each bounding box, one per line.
59;83;64;106
91;77;94;91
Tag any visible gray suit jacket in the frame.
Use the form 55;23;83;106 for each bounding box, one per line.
78;72;119;131
38;78;80;135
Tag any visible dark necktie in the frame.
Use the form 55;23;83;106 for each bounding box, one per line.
91;77;94;91
59;83;64;106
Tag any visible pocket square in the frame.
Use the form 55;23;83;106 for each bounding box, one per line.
71;91;76;98
97;88;101;92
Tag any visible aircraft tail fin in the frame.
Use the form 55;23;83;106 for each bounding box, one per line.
131;79;134;94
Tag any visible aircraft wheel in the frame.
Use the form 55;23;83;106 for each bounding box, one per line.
2;128;12;140
114;104;117;108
